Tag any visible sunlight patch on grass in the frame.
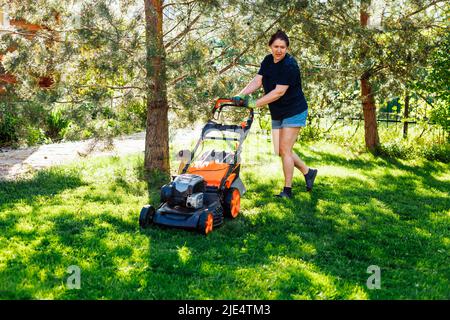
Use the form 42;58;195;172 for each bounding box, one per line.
240;205;260;217
307;141;362;160
286;233;317;257
441;237;449;247
366;198;400;220
414;184;449;199
2;203;33;215
234;256;344;300
177;245;192;264
318;165;375;183
434;170;450;183
413;227;432;239
347;285;370;299
329;204;364;232
14;219;35;234
115;261;136;280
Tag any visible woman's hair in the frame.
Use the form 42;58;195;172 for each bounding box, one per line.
268;30;289;47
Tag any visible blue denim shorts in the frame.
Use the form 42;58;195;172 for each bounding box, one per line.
272;109;308;129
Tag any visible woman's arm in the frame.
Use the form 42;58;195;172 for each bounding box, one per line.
238;75;263;95
255;84;288;108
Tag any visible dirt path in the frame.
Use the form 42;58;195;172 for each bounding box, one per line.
0;132;146;180
0;127;203;181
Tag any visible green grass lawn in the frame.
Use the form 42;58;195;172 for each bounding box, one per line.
0;136;449;299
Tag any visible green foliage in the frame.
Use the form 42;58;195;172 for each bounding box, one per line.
420;143;450;163
117;99;147;128
376;140;415;160
24;125;47;146
0;111;19;145
45;109;71;141
0;99;49;147
429;102;449;135
303;116;449;163
298;124;323;142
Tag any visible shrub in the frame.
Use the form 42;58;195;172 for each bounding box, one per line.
376;140;415;159
420;143;450;163
45;109;71;141
0;113;19;146
25;126;48;146
299;125;323;142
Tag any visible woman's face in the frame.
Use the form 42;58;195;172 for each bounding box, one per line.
270;39;288;63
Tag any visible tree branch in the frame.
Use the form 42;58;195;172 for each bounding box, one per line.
217;14;286;75
168;9;290;86
162;0;197;10
163;15;187;37
164;13;201;49
74;85;144;91
401;0;448;20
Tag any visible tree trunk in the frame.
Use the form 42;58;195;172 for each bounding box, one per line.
144;0;170;174
360;1;380;152
403;92;410;139
361;74;380;150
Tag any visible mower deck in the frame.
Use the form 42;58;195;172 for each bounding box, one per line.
153;191;223;231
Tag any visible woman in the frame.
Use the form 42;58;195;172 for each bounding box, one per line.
233;30;317;198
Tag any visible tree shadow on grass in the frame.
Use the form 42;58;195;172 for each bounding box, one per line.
0;168;86;207
1;151;447;299
309;175;448;299
297;147;449;194
0;207;141;299
132;153;448;299
0;167;86;242
0;168;87;299
244;148;449;299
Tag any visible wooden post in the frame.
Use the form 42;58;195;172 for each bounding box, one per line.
403;93;410;139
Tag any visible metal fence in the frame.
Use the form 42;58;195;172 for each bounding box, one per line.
311;112;447;142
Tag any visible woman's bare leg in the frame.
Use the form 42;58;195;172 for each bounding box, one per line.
279;127;303;187
272;128;280;155
273;128;309;175
292;152;309;175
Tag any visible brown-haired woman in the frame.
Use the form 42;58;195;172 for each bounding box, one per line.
233;30;318;198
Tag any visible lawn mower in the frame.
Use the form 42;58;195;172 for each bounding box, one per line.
139;98;254;235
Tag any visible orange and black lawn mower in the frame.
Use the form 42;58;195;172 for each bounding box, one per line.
139;98;254;235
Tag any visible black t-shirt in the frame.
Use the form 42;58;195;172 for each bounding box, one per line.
258;53;308;120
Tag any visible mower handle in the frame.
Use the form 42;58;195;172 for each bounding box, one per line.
211;98;254;120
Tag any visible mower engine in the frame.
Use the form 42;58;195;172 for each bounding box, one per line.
161;174;205;209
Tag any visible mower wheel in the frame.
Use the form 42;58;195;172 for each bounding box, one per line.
223;187;240;218
197;211;214;235
139;205;155;228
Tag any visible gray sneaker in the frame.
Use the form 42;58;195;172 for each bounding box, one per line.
304;168;318;192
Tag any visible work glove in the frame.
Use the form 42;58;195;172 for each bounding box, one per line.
243;96;256;108
232;95;256;108
231;95;245;106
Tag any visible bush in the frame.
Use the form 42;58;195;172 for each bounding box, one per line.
299;125;323;142
45;109;71;141
25;126;48;146
0;113;19;146
118;100;146;128
420;143;450;163
376;140;415;159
